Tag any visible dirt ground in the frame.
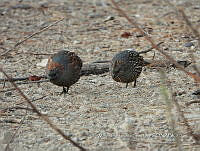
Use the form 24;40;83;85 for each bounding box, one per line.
0;0;200;150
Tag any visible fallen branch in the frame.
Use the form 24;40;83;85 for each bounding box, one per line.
0;59;192;84
0;63;110;83
80;63;109;76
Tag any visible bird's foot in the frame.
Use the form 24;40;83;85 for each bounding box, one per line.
60;87;69;96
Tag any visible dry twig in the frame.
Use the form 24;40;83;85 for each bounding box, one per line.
4;105;28;151
159;70;182;151
163;0;200;76
160;69;200;144
0;18;64;57
0;68;87;151
172;94;200;143
185;100;200;106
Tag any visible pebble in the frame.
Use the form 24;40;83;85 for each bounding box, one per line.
37;59;48;67
104;16;115;22
0;72;3;78
192;89;200;95
73;40;81;44
89;13;103;19
184;42;194;47
11;4;33;10
4;91;12;97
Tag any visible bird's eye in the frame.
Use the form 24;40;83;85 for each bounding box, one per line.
48;71;58;80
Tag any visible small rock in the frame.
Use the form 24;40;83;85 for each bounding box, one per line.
4;91;12;97
184;42;194;47
73;40;81;44
11;4;33;10
173;91;186;96
89;13;103;19
177;60;192;68
120;114;137;130
37;59;48;67
104;16;115;22
0;72;3;78
192;89;200;95
171;60;191;68
134;14;140;18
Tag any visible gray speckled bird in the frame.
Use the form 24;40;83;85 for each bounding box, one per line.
46;50;82;94
111;49;144;88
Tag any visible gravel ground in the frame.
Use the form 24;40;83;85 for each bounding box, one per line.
0;0;200;150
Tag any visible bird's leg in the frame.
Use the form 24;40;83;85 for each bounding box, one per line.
60;86;69;95
66;86;69;93
133;79;137;87
126;83;128;88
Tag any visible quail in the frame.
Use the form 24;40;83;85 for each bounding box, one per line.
46;50;82;94
111;49;145;88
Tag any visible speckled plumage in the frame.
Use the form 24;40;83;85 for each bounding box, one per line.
46;50;82;94
111;49;144;88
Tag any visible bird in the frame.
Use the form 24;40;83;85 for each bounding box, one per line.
110;49;146;88
46;50;82;94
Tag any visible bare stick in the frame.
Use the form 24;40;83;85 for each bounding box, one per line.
179;9;200;46
138;42;164;54
23;52;53;55
160;68;200;143
0;18;64;57
159;70;182;151
0;68;87;151
15;79;49;85
109;0;200;82
0;96;47;114
172;94;200;142
80;63;110;76
185;100;200;106
0;75;46;82
163;0;200;47
163;0;200;76
5;106;28;151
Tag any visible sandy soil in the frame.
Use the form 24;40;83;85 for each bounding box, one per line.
0;0;200;150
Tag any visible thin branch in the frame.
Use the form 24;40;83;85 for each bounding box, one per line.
0;96;47;114
138;42;164;54
109;0;200;82
0;18;64;57
190;54;200;76
0;68;87;151
16;95;47;105
5;105;28;151
179;9;200;47
160;68;200;143
163;0;200;76
159;70;182;151
164;0;200;46
172;94;200;143
23;52;53;55
15;79;49;85
0;75;46;82
185;100;200;107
